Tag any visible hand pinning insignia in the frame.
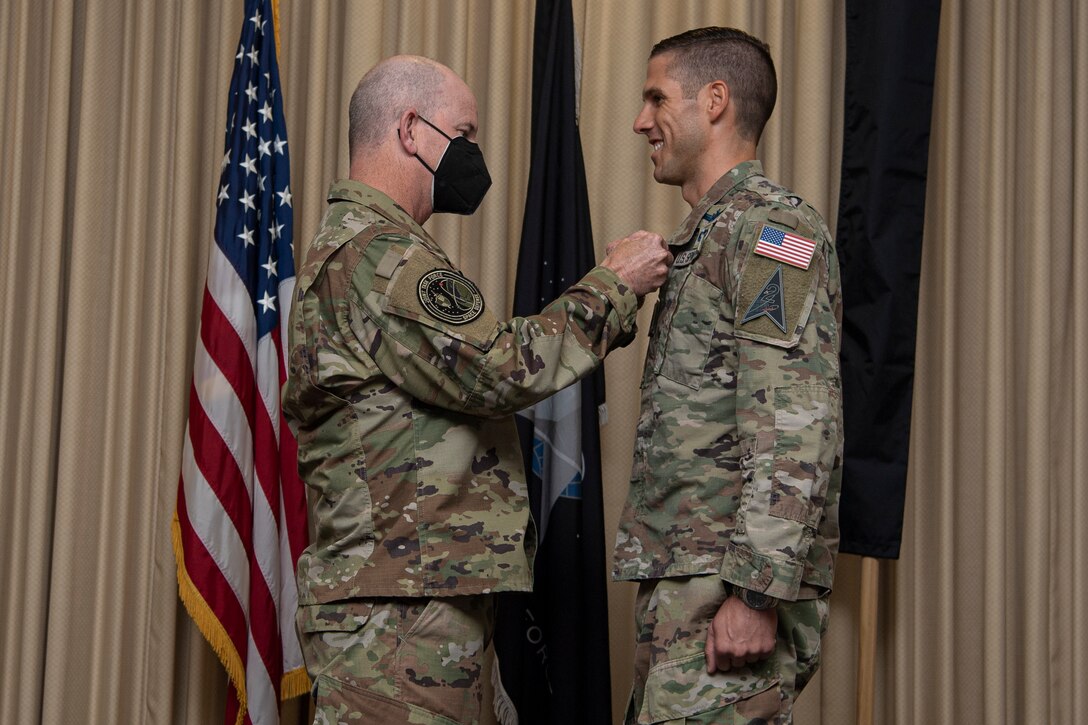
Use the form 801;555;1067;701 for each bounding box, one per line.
673;249;699;268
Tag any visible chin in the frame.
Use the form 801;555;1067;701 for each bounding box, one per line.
653;167;679;187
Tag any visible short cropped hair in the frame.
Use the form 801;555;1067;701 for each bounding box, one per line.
348;56;446;156
650;27;777;143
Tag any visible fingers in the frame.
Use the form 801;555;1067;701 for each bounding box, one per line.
705;620;718;674
601;230;672;297
704;596;778;674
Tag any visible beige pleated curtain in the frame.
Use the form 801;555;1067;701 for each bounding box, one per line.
0;1;1084;723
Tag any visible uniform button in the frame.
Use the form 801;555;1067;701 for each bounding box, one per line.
750;572;760;580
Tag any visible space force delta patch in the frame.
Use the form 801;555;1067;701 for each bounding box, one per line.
417;269;485;324
742;264;788;332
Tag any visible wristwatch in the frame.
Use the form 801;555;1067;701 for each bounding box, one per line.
732;584;777;611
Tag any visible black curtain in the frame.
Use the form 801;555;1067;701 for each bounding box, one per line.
836;0;942;558
491;0;612;722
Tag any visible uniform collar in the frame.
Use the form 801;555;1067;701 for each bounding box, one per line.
326;179;441;251
668;160;764;248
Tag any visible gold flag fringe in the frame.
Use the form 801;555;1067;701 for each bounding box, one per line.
173;511;248;725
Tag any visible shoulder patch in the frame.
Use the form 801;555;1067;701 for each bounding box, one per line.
417;269;485;325
736;237;820;348
383;245;500;350
753;223;817;270
741;265;787;332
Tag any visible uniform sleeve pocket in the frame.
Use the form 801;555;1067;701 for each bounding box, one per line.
657;273;722;391
639;652;780;724
770;384;841;527
381;246;501;352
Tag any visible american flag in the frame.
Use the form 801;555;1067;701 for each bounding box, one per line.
753;224;817;270
172;1;309;724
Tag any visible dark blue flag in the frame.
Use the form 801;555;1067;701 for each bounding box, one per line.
837;0;941;558
492;0;611;722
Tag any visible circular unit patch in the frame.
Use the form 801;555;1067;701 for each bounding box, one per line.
417;269;485;325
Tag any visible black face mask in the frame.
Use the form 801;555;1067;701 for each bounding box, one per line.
412;116;492;215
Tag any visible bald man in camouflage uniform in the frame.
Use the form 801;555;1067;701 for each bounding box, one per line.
613;28;844;725
282;55;671;725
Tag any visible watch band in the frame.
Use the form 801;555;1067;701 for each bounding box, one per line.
732;584;777;611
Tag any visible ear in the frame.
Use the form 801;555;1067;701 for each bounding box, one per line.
704;80;729;123
396;109;419;155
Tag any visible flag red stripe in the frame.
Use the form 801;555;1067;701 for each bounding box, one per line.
279;427;308;561
190;356;284;688
174;4;308;721
201;287;258;435
272;324;309;563
188;380;253;543
177;488;250;655
246;530;284;683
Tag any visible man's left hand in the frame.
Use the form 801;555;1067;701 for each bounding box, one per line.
704;594;777;673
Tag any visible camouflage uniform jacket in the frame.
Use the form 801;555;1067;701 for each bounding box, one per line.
613;161;843;601
284;180;637;604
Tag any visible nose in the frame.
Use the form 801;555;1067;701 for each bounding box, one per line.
633;104;652;135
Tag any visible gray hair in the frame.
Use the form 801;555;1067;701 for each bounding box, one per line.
348;56;446;156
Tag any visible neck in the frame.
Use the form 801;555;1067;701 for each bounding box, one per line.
350;149;432;225
682;137;758;207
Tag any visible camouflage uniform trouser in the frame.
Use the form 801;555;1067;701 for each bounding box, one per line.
624;575;829;725
296;595;495;725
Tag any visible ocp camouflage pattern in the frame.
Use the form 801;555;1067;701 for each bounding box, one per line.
283;180;638;604
613;161;843;602
298;595;494;724
626;575;828;724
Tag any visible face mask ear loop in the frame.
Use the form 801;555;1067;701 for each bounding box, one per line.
413;117;455;175
417;115;453;141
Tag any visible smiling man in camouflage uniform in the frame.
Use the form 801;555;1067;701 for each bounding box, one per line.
613;28;844;725
282;55;671;725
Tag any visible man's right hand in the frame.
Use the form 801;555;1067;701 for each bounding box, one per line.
602;230;672;297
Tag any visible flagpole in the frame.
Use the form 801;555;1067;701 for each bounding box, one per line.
855;556;879;725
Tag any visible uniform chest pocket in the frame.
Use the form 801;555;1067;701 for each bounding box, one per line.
656;272;722;390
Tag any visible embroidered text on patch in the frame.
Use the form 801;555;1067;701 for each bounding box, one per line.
417;269;485;325
753;224;817;269
742;264;788;332
673;249;699;268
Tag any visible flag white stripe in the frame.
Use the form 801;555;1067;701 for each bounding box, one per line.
278;484;305;671
277;275;296;369
207;243;257;369
192;331;256;503
251;468;282;614
245;630;280;725
181;429;250;605
257;335;281;443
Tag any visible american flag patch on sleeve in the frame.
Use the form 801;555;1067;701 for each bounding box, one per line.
753;224;818;269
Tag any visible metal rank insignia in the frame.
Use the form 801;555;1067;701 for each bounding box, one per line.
416;269;485;325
